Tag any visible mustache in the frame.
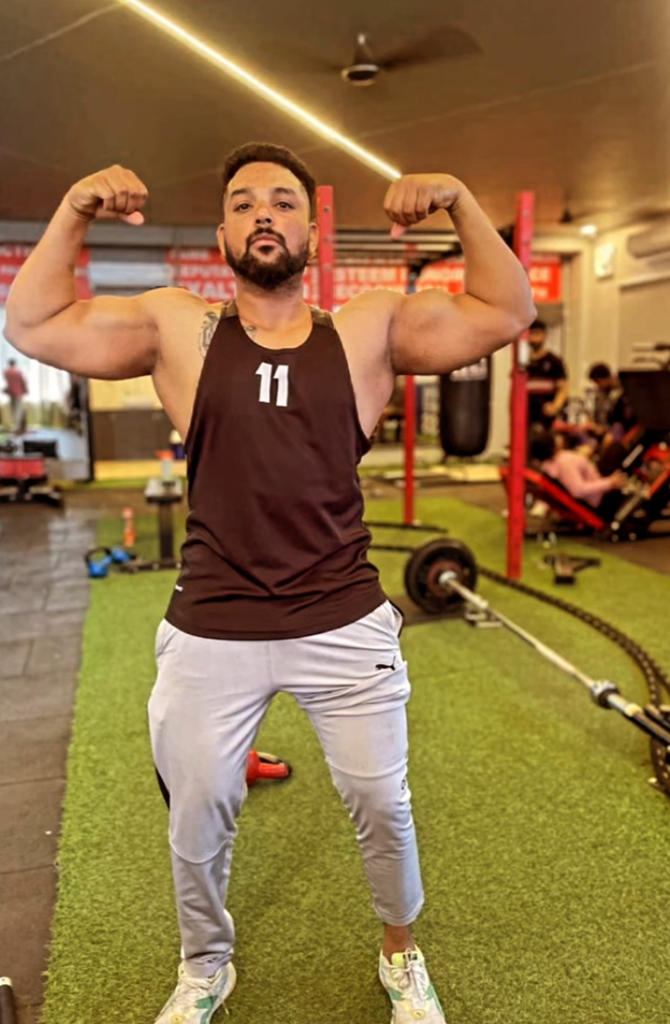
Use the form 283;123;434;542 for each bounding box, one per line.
246;229;287;252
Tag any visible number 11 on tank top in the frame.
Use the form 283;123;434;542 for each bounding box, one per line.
256;362;289;407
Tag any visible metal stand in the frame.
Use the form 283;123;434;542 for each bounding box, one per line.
123;477;184;571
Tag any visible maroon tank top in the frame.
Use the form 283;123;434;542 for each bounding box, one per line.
165;301;386;640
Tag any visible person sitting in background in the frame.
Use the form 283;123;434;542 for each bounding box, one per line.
526;319;569;431
529;428;627;519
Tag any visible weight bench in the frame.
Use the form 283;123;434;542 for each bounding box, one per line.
0;455;63;507
500;465;608;532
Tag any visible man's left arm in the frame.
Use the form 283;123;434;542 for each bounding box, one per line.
385;175;536;375
543;356;569;417
547;376;569;417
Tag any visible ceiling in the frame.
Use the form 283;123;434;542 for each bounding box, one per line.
1;0;669;232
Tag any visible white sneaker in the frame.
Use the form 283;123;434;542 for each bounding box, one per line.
529;500;550;518
379;947;447;1023
154;961;237;1024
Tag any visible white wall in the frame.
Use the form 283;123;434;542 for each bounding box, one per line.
584;219;670;373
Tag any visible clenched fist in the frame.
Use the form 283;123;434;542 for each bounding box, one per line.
384;173;464;239
65;164;148;225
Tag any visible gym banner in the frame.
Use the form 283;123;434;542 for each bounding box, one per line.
167;248;237;302
169;249;562;306
0;244;92;303
417;255;562;303
167;249;409;305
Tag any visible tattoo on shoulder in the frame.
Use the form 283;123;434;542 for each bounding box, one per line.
198;309;220;359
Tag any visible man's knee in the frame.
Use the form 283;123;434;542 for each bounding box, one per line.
331;763;415;848
169;778;246;863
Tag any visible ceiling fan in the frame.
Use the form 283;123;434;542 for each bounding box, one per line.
340;28;481;86
277;26;481;86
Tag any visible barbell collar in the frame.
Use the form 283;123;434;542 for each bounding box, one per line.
589;680;622;708
438;571;488;612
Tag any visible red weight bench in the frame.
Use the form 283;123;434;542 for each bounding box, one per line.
0;455;63;506
499;465;608;533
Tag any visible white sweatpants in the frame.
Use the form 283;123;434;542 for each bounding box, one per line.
148;600;424;978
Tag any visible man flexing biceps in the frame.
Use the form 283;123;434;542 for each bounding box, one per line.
5;143;534;1024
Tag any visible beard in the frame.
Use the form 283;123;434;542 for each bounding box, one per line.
225;230;310;291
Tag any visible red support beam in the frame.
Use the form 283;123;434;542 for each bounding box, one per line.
403;375;416;525
402;263;422;526
316;185;335;312
506;191;536;579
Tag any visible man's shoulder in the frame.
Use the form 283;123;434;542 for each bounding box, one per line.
530;351;565;376
333;288;403;331
559;448;587;469
139;288;222;345
332;291;398;385
546;351;566;372
139;286;211;318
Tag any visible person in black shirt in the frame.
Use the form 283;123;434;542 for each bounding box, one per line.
587;362;639;475
587;362;637;442
526;319;568;430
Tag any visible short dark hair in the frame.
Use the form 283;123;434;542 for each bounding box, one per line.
529;319;547;333
221;142;317;218
588;362;612;382
529;428;556;463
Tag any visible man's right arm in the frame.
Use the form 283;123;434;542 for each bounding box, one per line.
4;165;161;380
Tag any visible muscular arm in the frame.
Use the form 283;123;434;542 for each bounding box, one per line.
384;178;536;375
4;201;161;379
3;164;166;379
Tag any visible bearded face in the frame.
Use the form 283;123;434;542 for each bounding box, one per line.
224;229;311;290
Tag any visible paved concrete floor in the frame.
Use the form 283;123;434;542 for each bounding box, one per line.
0;503;97;1024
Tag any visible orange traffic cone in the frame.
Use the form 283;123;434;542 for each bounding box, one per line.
122;507;136;548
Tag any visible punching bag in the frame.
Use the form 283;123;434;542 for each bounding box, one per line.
439;356;491;457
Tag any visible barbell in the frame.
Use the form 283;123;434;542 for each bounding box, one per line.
403;538;670;793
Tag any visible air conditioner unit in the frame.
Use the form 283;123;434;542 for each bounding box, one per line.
627;216;670;259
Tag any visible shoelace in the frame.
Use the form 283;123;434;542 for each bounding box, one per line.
389;953;430;1008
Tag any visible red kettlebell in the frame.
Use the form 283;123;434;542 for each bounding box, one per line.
246;750;291;785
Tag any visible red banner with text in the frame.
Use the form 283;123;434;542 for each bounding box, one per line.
0;244;92;303
167;250;562;306
0;245;562;307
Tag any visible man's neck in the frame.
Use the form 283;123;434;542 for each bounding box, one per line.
530;345;548;361
234;277;308;332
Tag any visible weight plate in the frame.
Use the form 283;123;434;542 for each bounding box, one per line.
404;538;478;615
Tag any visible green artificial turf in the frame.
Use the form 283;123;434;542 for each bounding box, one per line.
42;496;670;1024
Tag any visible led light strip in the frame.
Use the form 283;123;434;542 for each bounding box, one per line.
116;0;402;181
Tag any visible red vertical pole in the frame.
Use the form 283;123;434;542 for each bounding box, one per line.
403;375;416;525
403;262;421;526
316;185;335;312
506;191;535;579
